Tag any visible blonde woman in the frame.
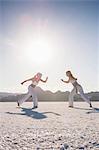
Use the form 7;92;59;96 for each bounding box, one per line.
17;72;48;109
61;71;92;108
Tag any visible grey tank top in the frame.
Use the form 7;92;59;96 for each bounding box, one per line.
72;81;78;87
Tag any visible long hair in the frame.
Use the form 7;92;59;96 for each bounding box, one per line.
33;72;42;82
66;70;77;80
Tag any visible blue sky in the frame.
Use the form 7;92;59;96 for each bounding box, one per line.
0;0;99;93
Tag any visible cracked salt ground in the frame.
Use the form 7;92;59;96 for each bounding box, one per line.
0;102;99;150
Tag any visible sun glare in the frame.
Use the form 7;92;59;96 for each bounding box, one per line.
24;38;52;65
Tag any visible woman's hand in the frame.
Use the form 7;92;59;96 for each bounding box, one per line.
21;82;24;85
61;79;64;82
21;81;26;85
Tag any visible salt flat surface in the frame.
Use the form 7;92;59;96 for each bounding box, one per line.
0;102;99;150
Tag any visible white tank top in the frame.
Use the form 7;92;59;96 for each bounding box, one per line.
32;80;38;86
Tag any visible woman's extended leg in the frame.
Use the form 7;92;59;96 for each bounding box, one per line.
77;85;92;107
69;87;76;107
18;92;31;106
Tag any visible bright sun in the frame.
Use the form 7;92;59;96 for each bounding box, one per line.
24;37;52;65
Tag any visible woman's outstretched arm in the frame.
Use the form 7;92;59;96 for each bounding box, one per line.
40;77;48;83
61;79;70;83
21;78;33;85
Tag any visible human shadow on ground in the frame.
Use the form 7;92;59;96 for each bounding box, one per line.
86;107;99;114
73;106;92;111
5;107;61;120
42;111;61;116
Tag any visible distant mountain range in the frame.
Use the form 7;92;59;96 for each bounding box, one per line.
0;87;99;102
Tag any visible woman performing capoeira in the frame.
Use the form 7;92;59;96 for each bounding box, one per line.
61;70;92;108
17;72;48;109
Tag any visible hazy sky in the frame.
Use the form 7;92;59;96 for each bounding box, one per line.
0;0;99;93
